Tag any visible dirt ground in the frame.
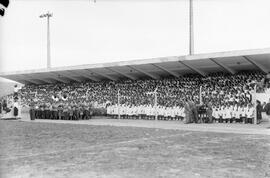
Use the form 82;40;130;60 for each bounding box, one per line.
0;120;269;178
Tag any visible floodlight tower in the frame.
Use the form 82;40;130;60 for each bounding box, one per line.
40;11;53;68
189;0;194;55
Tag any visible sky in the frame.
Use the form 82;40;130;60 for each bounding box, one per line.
1;0;270;74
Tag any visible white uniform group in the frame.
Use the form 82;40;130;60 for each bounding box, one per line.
107;103;255;123
212;104;255;123
107;104;185;120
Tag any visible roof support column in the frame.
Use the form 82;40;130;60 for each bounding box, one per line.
47;72;70;83
86;69;117;81
243;56;268;74
71;70;100;82
63;71;83;82
128;65;160;79
152;64;180;78
209;58;236;74
106;67;137;80
38;78;57;84
178;60;206;76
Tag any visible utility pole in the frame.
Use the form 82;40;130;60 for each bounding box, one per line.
189;0;194;55
40;11;53;68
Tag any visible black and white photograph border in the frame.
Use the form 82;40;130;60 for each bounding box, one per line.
0;0;270;178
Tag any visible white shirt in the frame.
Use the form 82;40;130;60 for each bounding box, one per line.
246;107;254;118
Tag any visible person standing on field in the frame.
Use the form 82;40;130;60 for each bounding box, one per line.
184;98;192;124
190;99;198;123
206;101;213;123
263;98;270;120
256;100;263;123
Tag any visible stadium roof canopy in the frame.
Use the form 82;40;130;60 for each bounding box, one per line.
1;48;270;85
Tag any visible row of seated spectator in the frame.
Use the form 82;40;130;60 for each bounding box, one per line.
19;71;263;106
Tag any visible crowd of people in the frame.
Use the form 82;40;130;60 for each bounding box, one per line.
1;71;270;123
29;104;93;120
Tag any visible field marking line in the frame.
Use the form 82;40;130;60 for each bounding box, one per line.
0;132;192;161
22;119;270;135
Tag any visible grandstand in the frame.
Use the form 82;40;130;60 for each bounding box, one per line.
0;48;269;84
0;48;269;124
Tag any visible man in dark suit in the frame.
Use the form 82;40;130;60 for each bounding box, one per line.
263;98;270;120
29;104;36;120
184;98;192;124
256;100;263;123
189;99;199;123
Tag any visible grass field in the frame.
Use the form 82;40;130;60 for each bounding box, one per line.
0;120;270;178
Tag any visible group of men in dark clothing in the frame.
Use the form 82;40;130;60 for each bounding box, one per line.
29;104;93;120
184;98;213;124
0;100;10;114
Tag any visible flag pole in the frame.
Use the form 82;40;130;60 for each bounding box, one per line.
118;89;120;119
254;85;257;124
154;87;158;120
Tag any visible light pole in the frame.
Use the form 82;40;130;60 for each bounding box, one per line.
40;11;53;68
189;0;194;55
